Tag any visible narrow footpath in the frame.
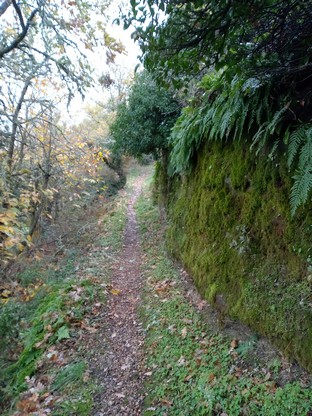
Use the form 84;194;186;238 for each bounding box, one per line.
92;173;147;416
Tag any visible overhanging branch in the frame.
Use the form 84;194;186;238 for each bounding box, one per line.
0;7;38;59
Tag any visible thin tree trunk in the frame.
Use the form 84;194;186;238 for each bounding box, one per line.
7;77;31;171
29;112;53;237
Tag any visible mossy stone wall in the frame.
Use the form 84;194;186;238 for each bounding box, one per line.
156;141;312;371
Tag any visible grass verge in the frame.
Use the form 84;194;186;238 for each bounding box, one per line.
135;188;312;416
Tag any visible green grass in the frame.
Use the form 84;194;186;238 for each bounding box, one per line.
135;189;312;416
52;361;97;416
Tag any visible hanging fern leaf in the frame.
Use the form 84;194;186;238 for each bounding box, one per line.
298;130;312;170
288;125;307;168
267;106;288;135
290;169;312;215
169;71;312;215
290;127;312;213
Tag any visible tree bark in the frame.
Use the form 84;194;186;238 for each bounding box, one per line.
7;77;32;171
0;0;11;17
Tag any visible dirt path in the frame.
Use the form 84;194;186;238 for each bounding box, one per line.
92;173;148;416
88;165;311;415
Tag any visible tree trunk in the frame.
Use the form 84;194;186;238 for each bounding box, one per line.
7;77;31;172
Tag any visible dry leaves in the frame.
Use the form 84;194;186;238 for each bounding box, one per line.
110;288;121;296
181;327;187;338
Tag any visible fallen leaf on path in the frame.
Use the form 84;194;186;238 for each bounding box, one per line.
110;288;121;295
35;332;53;348
168;325;176;333
177;356;188;366
197;300;207;310
160;399;173;407
80;322;97;333
196;358;202;366
16;393;39;412
264;372;271;381
182;318;193;324
155;279;175;293
208;373;216;383
230;339;239;349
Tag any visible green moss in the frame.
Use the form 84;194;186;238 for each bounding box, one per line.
157;140;312;371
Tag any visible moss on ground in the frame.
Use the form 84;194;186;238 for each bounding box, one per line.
156;140;312;371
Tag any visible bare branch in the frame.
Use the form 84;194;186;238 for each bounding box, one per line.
12;0;25;30
0;0;11;17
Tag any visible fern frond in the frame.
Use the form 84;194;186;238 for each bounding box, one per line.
247;108;257;133
288;126;307;167
290;169;312;215
298;129;312;170
251;122;269;150
220;109;232;138
267;107;287;135
233;97;249;141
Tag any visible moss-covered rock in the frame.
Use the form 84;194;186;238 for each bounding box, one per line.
156;140;312;371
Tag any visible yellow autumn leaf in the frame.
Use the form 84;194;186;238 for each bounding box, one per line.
17;243;25;252
1;289;11;298
0;211;17;223
110;288;121;296
4;237;19;249
0;225;15;235
8;198;18;207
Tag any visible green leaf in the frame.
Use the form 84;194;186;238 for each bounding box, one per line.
57;325;70;341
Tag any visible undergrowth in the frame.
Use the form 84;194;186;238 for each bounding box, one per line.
135;189;312;415
0;188;128;415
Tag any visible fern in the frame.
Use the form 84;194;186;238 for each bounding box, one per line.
169;71;312;213
288;126;307;168
234;99;249;141
290;170;312;216
289;126;312;214
267;106;288;135
298;129;312;170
